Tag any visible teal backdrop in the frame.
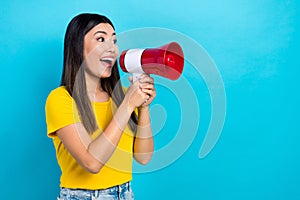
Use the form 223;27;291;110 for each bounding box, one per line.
0;0;299;199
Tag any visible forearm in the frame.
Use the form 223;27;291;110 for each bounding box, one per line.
87;100;134;165
133;106;154;164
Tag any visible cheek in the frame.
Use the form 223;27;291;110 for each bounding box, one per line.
83;45;95;60
83;38;97;59
115;46;119;57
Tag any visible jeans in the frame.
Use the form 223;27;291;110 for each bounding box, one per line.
57;182;134;200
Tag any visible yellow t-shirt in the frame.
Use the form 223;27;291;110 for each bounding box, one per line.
45;86;134;189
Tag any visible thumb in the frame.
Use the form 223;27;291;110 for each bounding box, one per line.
128;76;133;84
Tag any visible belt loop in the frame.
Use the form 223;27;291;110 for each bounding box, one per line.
118;184;122;193
92;190;98;200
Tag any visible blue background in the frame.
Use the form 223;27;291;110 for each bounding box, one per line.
1;0;299;199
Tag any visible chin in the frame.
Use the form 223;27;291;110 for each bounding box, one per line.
99;69;112;78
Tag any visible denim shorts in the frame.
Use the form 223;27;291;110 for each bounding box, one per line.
57;182;134;200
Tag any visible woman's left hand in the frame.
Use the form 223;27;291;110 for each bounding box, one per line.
129;74;156;107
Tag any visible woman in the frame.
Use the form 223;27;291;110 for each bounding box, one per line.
45;13;156;200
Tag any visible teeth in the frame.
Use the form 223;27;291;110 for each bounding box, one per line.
100;57;114;62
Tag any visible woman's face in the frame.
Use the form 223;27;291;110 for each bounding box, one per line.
83;23;118;78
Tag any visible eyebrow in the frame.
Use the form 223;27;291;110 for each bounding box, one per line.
93;31;116;36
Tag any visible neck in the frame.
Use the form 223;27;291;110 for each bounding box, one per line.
85;72;101;98
85;72;109;102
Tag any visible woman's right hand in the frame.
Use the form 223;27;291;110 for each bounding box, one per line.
123;77;150;112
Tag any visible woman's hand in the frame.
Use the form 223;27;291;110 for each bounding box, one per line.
129;74;156;108
124;76;150;111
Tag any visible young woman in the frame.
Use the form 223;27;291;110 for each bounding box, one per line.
45;13;156;200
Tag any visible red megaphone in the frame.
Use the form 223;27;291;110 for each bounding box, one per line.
119;42;184;81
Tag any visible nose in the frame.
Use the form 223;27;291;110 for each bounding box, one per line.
105;41;118;56
107;47;115;53
106;41;116;53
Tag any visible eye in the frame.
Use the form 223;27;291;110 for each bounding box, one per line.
97;37;105;42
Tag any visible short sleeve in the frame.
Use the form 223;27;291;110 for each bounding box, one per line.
45;87;80;138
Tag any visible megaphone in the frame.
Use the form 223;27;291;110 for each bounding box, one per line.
119;42;184;81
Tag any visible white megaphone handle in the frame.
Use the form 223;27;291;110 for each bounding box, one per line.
133;73;142;82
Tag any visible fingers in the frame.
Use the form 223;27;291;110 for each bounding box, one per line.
139;81;155;98
140;88;155;97
139;82;154;90
142;92;154;106
138;74;154;84
126;73;156;108
139;83;156;107
138;74;155;102
139;92;151;107
128;74;153;85
138;74;154;89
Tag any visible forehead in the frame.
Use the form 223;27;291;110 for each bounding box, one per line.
87;23;115;36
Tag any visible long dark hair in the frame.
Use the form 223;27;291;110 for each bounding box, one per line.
61;13;137;134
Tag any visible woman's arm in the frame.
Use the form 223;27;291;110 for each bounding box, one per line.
133;106;154;164
57;81;148;174
132;74;156;165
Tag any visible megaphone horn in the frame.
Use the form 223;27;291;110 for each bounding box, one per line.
119;42;184;81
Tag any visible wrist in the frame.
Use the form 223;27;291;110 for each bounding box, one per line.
121;98;135;114
138;106;149;112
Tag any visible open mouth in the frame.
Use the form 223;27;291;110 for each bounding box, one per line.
100;57;114;67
